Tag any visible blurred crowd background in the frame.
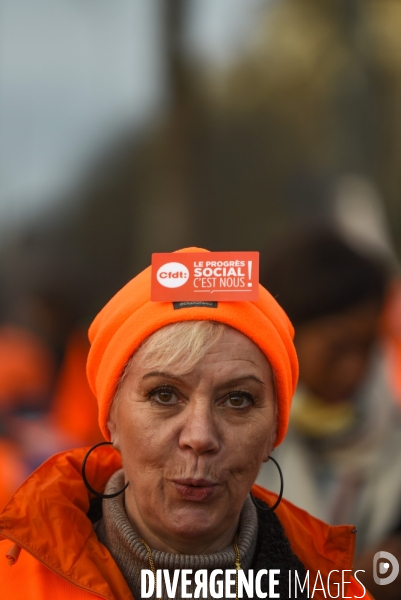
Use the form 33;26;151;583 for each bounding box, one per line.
2;1;401;597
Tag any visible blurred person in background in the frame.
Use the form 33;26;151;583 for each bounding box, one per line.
0;323;55;509
4;291;102;450
0;293;101;510
257;224;401;599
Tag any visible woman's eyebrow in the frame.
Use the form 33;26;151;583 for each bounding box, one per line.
217;375;266;388
142;371;184;381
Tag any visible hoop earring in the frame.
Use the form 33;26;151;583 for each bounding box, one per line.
82;441;129;499
251;455;283;512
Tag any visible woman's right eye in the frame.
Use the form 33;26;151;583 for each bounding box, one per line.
149;387;178;405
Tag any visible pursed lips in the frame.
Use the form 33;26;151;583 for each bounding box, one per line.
172;478;219;501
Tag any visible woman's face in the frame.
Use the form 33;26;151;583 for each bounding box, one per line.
108;326;276;554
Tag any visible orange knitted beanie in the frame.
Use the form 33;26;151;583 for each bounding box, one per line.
87;248;298;447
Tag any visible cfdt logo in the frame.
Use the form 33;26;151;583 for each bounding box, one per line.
156;262;189;288
373;551;399;585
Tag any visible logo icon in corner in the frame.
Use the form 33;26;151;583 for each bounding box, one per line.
373;551;399;585
156;262;189;289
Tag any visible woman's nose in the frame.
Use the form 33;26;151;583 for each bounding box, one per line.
178;399;220;456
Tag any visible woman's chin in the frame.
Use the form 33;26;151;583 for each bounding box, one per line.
160;504;227;542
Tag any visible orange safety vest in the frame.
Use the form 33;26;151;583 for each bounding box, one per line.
50;329;103;446
0;446;369;600
0;439;26;512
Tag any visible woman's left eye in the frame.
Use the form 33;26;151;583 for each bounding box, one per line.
225;392;254;409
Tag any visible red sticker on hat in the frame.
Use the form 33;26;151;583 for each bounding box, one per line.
151;252;259;301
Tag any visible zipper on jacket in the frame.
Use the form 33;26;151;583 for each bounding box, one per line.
6;543;21;565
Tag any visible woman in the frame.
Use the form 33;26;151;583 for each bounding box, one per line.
256;227;399;600
0;248;368;600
